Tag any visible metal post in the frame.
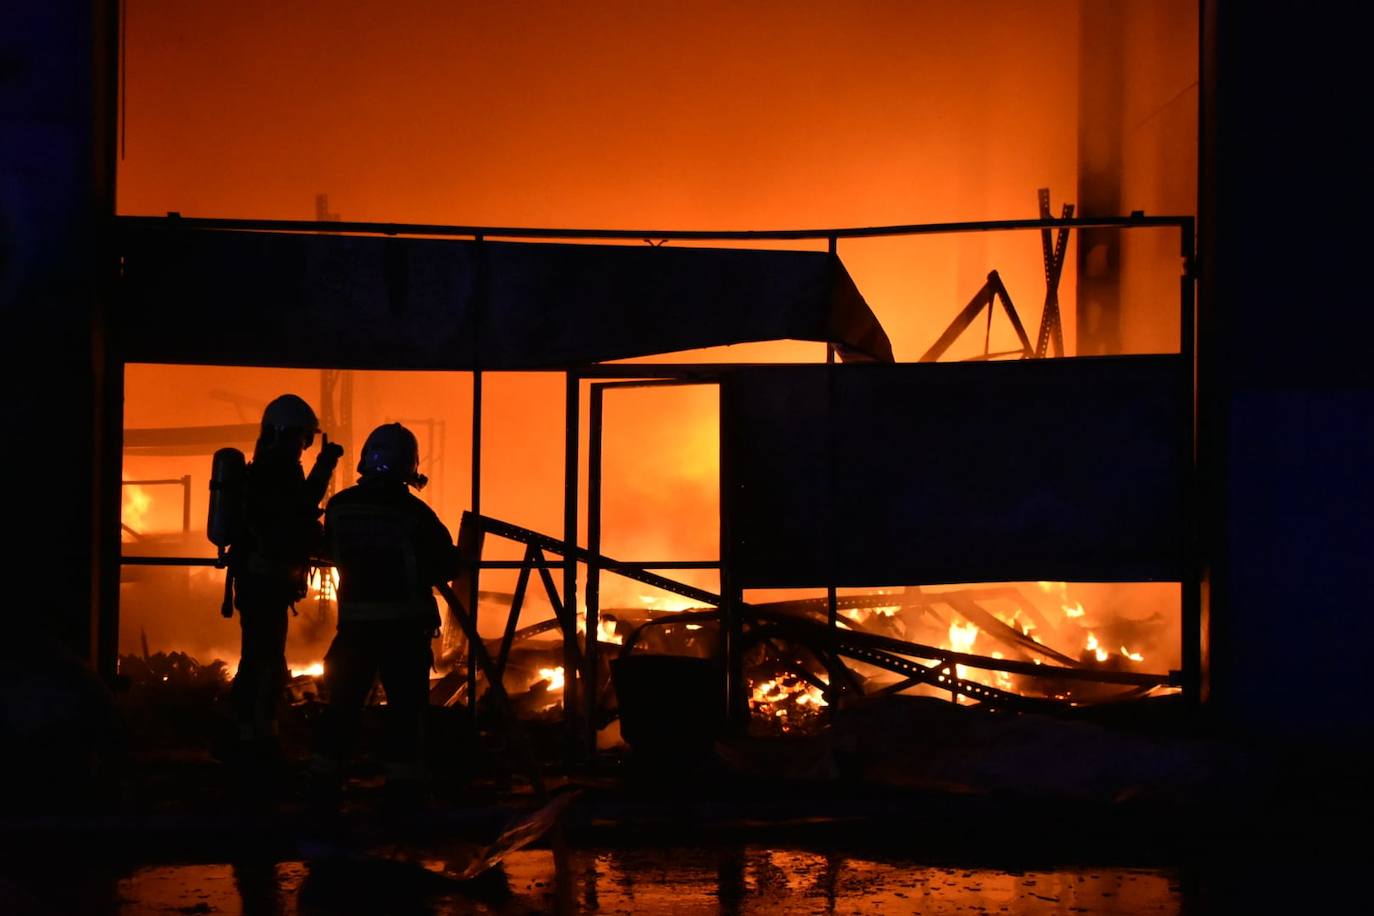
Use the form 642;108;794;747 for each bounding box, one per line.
1180;218;1202;703
827;235;838;366
585;385;604;751
180;474;192;534
825;236;840;694
718;376;746;727
563;372;581;750
96;353;124;680
468;234;484;720
469;367;482;717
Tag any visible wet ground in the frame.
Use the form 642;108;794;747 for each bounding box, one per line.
2;845;1188;915
4;671;1370;913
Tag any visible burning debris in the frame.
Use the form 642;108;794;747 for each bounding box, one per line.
748;673;828;736
405;515;1180;770
118;650;230;692
116;490;1179;794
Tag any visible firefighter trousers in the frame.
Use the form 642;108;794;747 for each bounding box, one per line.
315;620;433;781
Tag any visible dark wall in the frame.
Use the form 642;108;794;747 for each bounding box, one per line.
1202;2;1374;737
0;0;117;665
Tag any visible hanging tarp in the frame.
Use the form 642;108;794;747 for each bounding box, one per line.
116;226;892;368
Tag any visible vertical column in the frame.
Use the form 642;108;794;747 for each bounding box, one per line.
825;236;838;677
0;0;118;670
1180;219;1201;703
1076;1;1125;356
718;375;745;728
468;234;484;719
584;385;604;752
562;372;581;750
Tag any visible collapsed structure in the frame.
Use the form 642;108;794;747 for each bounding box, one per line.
114;211;1195;764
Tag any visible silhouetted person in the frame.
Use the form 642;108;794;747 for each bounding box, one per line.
229;394;342;774
311;423;456;807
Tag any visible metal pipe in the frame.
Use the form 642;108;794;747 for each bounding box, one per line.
120;556;219;566
586;384;605;751
468;234;485;720
118;554;720;571
718;375;745;727
562;373;580;750
120;212;1193;242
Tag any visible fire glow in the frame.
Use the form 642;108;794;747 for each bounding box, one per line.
749;674;828;733
121;483;151;538
291;661;324;678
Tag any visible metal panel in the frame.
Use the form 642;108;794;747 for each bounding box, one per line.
723;357;1188;586
116;228;892;369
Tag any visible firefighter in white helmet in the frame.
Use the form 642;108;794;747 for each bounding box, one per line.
227;393;342;777
311;422;457;807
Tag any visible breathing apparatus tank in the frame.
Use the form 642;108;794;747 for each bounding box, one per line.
208;448;247;618
207;447;247;549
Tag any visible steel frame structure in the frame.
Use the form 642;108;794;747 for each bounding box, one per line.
111;211;1198;759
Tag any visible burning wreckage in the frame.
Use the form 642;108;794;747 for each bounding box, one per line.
114;204;1196;799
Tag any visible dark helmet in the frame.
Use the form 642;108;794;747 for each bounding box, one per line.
261;394;319;433
357;423;427;488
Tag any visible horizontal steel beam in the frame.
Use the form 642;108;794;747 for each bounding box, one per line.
119;213;1192;242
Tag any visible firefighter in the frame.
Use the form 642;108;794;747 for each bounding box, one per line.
311;422;457;807
228;393;342;773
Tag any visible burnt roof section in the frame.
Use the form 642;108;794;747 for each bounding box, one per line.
116;226;893;368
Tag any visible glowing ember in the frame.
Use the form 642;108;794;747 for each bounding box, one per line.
1085;632;1109;663
1121;646;1144;663
749;674;827;732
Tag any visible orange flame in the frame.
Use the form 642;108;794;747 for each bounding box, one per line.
122;483;151;536
539;666;565;692
748;674;827;733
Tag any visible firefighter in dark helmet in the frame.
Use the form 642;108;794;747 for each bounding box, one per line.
229;394;343;770
312;423;457;804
